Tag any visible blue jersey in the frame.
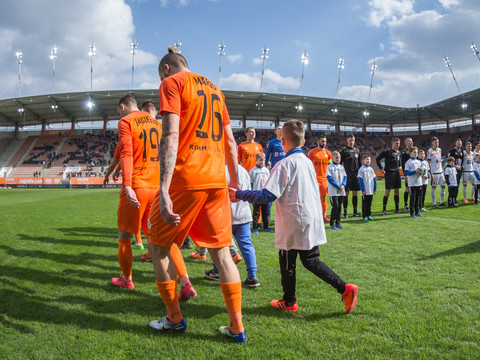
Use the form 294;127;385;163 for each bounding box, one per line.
265;138;286;168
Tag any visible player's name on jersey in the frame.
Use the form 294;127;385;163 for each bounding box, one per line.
193;76;217;90
134;116;159;126
189;143;222;153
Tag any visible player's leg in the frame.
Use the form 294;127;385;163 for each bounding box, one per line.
471;178;476;201
383;188;391;214
299;246;358;314
320;179;329;222
271;249;298;311
431;175;437;207
394;188;400;213
170;243;197;301
440;185;446;205
352;190;360;216
232;223;258;286
404;176;409;211
343;189;349;218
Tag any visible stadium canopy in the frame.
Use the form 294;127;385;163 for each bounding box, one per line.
0;88;479;130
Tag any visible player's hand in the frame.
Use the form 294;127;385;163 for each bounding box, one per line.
340;186;345;192
159;192;181;226
416;168;422;174
103;176;109;186
380;169;386;174
125;186;141;208
229;177;241;191
362;191;366;196
112;170;119;182
228;187;240;202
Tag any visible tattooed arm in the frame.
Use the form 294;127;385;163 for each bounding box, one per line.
159;112;181;225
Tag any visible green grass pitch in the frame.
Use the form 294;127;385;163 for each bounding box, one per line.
0;185;479;359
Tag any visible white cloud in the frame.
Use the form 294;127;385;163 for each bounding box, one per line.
221;69;300;93
0;0;158;98
439;0;460;8
367;0;414;27
252;57;263;66
227;54;243;64
160;0;190;6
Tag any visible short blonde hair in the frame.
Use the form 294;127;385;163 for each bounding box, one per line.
256;152;265;161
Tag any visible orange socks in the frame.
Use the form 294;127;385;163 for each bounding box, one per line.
171;243;187;278
117;239;133;278
157;280;183;324
220;282;244;334
321;197;328;218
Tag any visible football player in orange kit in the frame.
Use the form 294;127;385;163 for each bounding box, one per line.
308;136;332;222
238;127;263;172
147;47;246;342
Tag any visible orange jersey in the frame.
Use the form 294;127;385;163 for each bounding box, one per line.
159;71;231;190
237;142;263;172
118;110;161;189
308;148;332;182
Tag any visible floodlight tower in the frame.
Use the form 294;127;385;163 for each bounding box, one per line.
336;57;345;98
217;41;226;86
368;60;377;102
131;40;138;89
260;44;269;91
50;45;57;93
88;42;96;91
174;38;182;53
299;50;309;95
444;55;461;93
471;42;480;63
16;50;23;97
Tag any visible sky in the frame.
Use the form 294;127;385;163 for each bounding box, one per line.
1;0;480;108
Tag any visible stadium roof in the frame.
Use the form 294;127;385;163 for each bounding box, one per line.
1;88;479;130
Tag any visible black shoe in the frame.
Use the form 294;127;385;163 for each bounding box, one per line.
180;238;193;249
404;206;409;211
243;277;260;288
395;210;403;214
343;213;348;219
439;203;447;207
204;269;220;281
454;200;460;205
432;203;439;208
353;213;361;217
382;210;389;215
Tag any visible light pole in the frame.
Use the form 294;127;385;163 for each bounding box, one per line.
444;55;461;93
131;40;138;89
471;42;480;63
218;41;226;86
299;50;308;95
336;57;345;98
50;45;57;93
174;38;182;53
260;44;269;91
88;42;96;91
16;50;23;97
368;60;377;101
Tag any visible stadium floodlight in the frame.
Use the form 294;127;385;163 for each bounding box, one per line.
89;42;96;91
444;55;461;93
471;42;480;63
331;107;338;114
260;44;269;91
368;60;377;102
336;57;345;98
299;50;309;95
218;41;226;86
16;50;23;97
50;45;57;93
295;103;303;112
363;110;369;118
130;40;138;89
461;102;468;110
173;38;182;53
87;97;95;109
256;102;264;111
51;104;58;111
17;108;24;114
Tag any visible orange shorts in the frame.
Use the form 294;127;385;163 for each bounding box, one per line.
318;178;328;197
117;187;156;235
148;188;232;249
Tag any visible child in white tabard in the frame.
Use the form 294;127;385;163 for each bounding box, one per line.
404;147;424;218
249;152;272;233
418;149;430;212
326;151;347;230
445;156;458;208
231;120;358;314
357;154;377;221
462;142;476;203
473;154;480;205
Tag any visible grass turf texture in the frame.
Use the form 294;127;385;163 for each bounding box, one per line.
0;185;479;359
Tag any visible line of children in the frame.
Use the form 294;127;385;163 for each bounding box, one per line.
445;156;459;208
357;154;377;221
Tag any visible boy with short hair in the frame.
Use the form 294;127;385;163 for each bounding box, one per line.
249;152;273;233
327;151;347;230
230;120;358;314
418;149;430;212
357;154;377;221
404;147;423;218
473;154;480;205
445;156;458;208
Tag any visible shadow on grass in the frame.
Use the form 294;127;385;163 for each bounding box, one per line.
17;233;117;248
418;239;480;260
57;227;118;238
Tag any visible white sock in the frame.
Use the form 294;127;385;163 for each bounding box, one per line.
440;187;445;203
431;187;436;205
463;186;467;200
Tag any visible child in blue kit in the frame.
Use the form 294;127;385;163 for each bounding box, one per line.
230;120;358;314
357;154;377;221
